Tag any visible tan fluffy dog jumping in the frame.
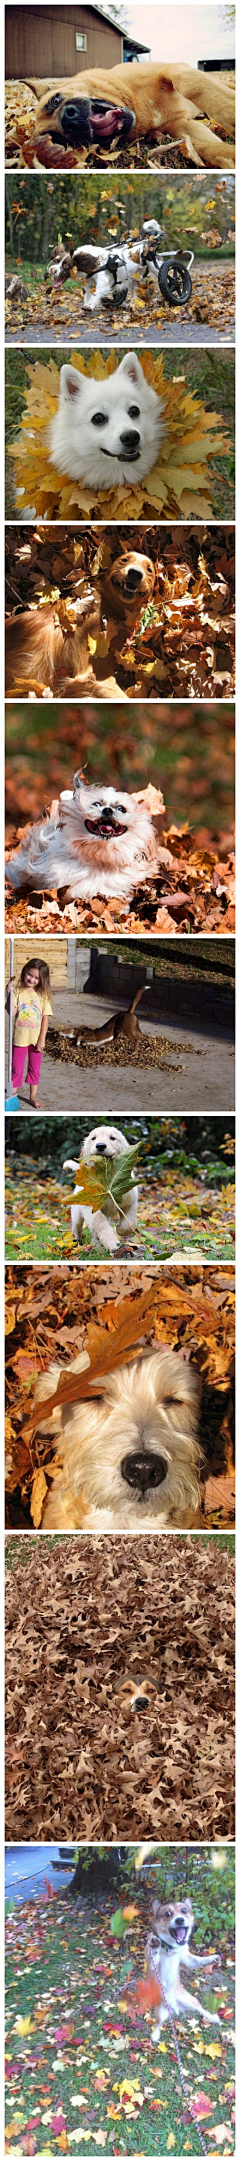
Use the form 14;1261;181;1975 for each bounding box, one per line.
146;1898;220;2034
5;551;154;701
33;1346;202;1533
29;62;235;169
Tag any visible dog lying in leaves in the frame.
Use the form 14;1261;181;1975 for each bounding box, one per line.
29;62;235;169
6;776;168;905
33;1342;202;1532
5;548;154;700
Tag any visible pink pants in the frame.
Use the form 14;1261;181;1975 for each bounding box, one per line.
12;1044;42;1087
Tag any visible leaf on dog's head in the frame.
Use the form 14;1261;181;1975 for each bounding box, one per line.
9;349;230;524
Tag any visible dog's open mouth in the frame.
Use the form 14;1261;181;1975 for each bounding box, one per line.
103;445;140;463
111;571;143;594
121;1450;167;1497
84;816;126;836
172;1919;188;1944
42;95;135;148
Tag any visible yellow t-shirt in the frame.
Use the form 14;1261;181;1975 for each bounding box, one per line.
13;987;52;1047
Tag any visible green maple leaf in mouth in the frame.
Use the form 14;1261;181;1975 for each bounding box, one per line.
72;1143;140;1215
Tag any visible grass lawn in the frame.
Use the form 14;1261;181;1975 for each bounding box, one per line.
5;1884;235;2157
5;1166;235;1264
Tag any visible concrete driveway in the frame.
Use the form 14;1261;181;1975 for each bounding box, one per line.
6;988;234;1116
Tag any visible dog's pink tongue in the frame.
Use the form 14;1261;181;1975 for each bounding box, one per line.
91;105;125;140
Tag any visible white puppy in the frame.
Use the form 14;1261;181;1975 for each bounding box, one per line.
63;1123;138;1254
48;352;164;489
34;1345;202;1532
6;778;160;902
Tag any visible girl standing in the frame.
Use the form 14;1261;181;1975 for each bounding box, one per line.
5;957;52;1108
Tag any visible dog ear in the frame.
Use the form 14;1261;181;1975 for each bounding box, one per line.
118;352;144;389
59;365;84;404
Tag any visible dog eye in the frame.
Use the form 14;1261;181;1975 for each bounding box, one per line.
92;412;108;427
128;404;140;418
117;804;127;815
46;94;63;112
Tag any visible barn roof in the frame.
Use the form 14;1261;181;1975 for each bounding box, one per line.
86;4;150;53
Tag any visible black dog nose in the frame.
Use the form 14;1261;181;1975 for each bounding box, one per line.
95;1142;107;1154
62;99;92;145
121;1450;167;1495
120;431;140;452
125;569;142;590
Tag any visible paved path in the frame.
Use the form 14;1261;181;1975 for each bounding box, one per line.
6;991;234;1117
5;265;234;348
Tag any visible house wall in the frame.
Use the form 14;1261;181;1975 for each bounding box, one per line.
5;936;69;985
5;6;122;80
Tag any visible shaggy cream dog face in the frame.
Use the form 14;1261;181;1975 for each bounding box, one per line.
81;1125;130;1163
35;1347;202;1533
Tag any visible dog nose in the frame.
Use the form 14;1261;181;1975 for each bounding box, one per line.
121;1450;167;1495
125;569;142;590
95;1142;107;1154
61;99;92;144
120;430;140;451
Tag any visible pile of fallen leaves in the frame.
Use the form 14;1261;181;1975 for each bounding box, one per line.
5;1266;235;1530
9;350;230;521
5;825;235;936
5;1531;235;1840
46;1023;187;1071
5;522;235;699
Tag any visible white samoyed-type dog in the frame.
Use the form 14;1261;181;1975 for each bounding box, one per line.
48;351;164;490
6;778;162;902
33;1338;202;1533
63;1123;139;1254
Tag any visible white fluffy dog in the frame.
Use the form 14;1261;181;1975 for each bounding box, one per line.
63;1123;138;1254
6;778;160;902
48;352;164;489
34;1345;202;1532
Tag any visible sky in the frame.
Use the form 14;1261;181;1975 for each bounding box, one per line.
126;4;235;66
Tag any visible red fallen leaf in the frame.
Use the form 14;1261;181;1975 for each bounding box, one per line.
131;1977;161;2010
191;2093;214;2118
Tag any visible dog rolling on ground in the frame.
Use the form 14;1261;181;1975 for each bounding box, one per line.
5;548;154;700
47;354;164;491
34;1339;202;1531
29;61;235;169
146;1898;220;2034
61;982;149;1053
63;1121;139;1253
6;778;169;904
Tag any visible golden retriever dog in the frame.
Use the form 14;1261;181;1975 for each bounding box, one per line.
63;1122;139;1253
5;550;154;701
146;1898;220;2034
29;61;235;169
6;777;163;903
33;1345;202;1533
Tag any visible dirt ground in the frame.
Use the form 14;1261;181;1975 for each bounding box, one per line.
5;1532;235;1843
5;989;235;1114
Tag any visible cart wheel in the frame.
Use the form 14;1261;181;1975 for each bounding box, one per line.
158;258;192;306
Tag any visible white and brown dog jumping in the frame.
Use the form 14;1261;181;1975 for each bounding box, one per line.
146;1898;220;2034
34;1344;202;1532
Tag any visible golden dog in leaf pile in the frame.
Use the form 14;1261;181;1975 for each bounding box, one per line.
29;61;235;169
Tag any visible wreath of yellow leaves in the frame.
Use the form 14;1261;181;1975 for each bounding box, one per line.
9;349;230;522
